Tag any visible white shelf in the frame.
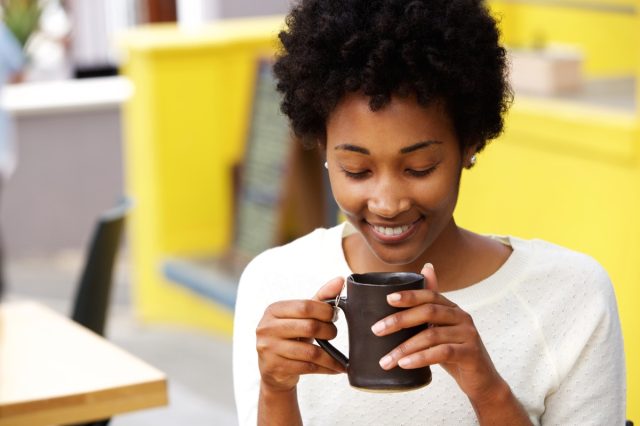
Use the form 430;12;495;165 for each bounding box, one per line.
1;76;133;117
519;77;636;113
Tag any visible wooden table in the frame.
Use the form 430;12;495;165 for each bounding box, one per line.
0;301;168;426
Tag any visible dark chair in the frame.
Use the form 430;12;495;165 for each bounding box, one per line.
70;197;132;426
71;197;131;336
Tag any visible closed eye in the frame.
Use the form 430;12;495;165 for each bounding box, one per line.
340;168;370;180
406;166;437;177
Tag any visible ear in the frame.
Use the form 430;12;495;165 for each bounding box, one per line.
462;145;478;169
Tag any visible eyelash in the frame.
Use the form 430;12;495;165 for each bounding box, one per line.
341;169;370;180
406;167;436;178
340;166;437;180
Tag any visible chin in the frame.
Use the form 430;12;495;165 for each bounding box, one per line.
368;243;426;269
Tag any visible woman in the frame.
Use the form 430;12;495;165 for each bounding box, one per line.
233;0;626;424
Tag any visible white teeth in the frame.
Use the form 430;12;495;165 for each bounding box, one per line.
373;224;411;236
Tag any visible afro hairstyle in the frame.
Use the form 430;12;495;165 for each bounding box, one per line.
273;0;512;152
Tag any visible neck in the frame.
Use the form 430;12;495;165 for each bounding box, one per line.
417;219;472;292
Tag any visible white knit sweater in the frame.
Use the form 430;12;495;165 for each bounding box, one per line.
233;223;626;425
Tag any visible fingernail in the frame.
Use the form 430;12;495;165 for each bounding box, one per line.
424;262;434;270
371;321;385;335
379;355;393;369
398;357;412;368
387;293;401;303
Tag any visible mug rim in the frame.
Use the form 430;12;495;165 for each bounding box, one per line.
348;272;424;287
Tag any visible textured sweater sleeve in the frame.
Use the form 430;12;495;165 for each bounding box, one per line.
538;258;626;425
233;252;273;426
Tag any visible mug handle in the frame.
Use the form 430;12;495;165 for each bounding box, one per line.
315;297;349;370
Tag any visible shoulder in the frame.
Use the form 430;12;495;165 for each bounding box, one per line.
510;237;612;295
508;237;618;338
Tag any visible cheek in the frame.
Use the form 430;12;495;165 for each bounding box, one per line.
403;170;462;217
421;168;462;213
329;176;368;216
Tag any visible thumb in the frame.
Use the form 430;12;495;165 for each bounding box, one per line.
312;276;345;301
420;263;439;292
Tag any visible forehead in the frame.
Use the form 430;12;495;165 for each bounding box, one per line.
326;93;457;150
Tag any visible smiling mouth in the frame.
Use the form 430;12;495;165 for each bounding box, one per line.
368;218;423;242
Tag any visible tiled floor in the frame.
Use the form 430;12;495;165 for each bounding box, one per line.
5;250;238;425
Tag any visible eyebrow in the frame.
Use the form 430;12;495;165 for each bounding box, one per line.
334;144;370;154
334;140;443;155
399;140;443;154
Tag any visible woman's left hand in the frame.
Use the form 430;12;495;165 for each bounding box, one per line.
371;263;507;405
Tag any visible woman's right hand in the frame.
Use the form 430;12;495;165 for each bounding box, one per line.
256;277;346;393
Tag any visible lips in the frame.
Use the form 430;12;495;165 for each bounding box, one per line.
367;217;423;243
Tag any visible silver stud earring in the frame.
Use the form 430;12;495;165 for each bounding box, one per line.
324;161;329;170
469;154;477;168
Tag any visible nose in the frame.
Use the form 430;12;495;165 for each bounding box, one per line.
367;180;411;218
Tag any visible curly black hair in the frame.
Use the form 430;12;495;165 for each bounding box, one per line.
273;0;512;152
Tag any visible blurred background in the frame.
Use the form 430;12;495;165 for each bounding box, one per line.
0;0;637;424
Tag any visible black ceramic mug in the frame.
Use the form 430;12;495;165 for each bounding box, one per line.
316;272;432;392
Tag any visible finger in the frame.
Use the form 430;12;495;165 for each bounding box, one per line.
420;263;439;292
259;318;338;340
268;299;335;322
379;325;467;370
312;276;345;301
397;343;466;369
265;357;343;377
385;288;457;309
277;340;346;373
371;303;460;336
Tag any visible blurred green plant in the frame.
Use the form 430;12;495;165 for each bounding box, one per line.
1;0;43;48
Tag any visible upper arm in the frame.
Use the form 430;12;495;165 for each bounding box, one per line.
541;267;626;425
233;256;271;426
